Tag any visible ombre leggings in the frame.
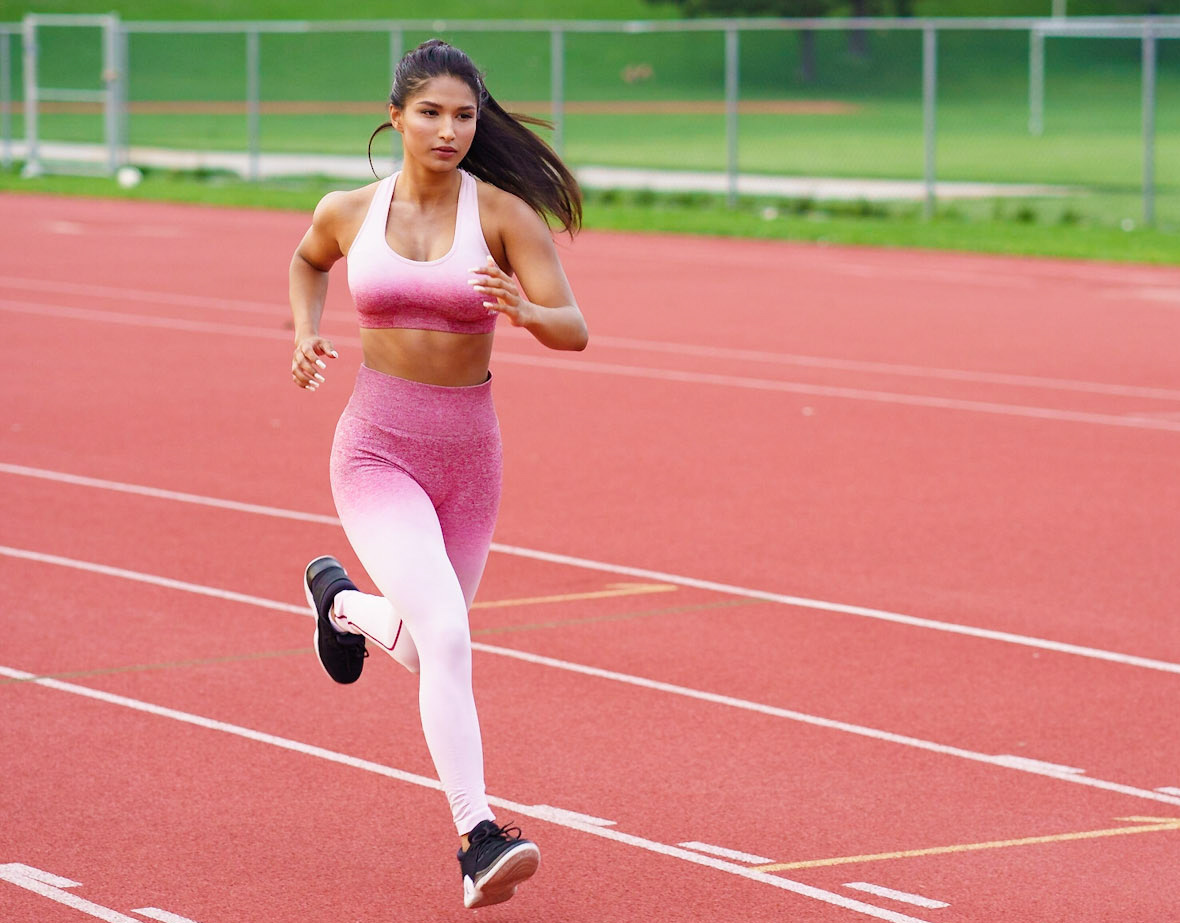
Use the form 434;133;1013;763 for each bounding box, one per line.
329;364;501;834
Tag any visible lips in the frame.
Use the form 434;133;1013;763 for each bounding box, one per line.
433;146;457;155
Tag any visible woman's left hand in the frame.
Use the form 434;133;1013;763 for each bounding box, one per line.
469;256;537;328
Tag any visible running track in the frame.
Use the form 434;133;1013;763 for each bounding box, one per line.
1;192;1178;922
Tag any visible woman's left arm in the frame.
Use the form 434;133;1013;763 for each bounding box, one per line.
469;198;588;351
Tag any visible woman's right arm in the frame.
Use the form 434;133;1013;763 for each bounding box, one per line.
289;192;349;391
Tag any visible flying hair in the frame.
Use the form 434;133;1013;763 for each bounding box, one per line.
368;39;581;235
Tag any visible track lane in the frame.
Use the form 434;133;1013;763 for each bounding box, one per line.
4;575;1179;923
4;473;1180;790
6;300;1179;661
4;193;1179;923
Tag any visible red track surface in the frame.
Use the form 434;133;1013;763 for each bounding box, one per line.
2;193;1179;923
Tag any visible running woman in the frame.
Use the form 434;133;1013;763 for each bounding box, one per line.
288;40;586;909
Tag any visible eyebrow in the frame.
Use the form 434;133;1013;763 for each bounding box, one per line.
415;100;476;110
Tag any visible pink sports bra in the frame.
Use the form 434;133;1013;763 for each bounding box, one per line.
346;169;497;334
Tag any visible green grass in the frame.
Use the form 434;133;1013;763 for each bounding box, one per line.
1;0;681;21
3;164;1176;265
4;8;1178;254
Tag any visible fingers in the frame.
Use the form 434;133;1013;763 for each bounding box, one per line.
468;257;518;308
291;337;336;391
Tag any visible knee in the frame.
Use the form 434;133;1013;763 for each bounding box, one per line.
418;613;472;674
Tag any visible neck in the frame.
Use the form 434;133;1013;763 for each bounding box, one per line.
395;161;462;207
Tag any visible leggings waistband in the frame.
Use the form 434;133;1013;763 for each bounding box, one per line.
344;364;497;436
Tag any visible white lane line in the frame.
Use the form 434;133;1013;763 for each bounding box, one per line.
0;864;141;923
487;542;1180;676
0;664;933;923
8;273;1177;403
492;351;1180;433
0;545;308;616
4;543;1180;812
529;805;617;827
993;755;1086;774
0;274;279;315
472;641;1180;809
4;461;1180;678
843;883;950;910
678;842;774;864
1157;787;1180;796
0;462;342;526
5;299;1180;433
132;910;200;923
566;331;1180;402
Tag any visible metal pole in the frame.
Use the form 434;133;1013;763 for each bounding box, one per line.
246;28;260;181
922;25;937;219
550;27;564;156
1051;0;1067;18
390;28;402;169
1;33;10;169
21;15;39;177
118;26;130;166
1028;25;1044;136
389;28;403;81
1141;22;1156;228
725;26;739;208
102;14;118;173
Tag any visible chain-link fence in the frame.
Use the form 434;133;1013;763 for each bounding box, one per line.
4;15;1179;228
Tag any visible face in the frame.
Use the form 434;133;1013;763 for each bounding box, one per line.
390;75;478;170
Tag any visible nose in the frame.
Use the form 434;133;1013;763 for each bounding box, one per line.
439;117;456;141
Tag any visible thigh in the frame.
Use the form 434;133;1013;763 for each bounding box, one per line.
331;440;468;636
436;427;502;610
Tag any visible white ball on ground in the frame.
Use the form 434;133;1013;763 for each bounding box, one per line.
116;166;143;188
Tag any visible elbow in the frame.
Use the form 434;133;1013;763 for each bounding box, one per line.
569;320;589;351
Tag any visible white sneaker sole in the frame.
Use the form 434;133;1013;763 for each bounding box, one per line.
463;842;541;909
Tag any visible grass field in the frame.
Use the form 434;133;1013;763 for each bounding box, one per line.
3;6;1177;247
3;163;1177;265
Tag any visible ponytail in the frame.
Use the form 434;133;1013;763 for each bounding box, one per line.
368;39;581;235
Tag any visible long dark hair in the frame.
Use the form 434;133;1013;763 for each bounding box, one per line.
368;39;581;235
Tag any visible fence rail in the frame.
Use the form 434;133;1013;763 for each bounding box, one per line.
4;15;1179;226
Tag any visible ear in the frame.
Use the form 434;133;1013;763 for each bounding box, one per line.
389;104;403;133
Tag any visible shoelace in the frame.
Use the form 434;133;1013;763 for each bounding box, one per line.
470;821;522;849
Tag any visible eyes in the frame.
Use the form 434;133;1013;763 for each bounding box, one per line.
417;108;475;120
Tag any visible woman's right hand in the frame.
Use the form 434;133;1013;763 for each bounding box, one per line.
291;335;339;391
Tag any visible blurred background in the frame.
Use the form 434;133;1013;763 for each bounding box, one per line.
3;1;1178;239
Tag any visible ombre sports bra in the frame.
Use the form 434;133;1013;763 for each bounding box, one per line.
346;169;497;334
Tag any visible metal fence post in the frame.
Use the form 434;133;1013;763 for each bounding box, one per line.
118;25;130;166
246;28;260;181
102;14;119;173
1;32;10;168
389;29;403;169
1028;24;1044;136
21;15;38;177
389;27;403;83
550;27;564;156
922;24;937;219
1141;21;1156;228
725;25;739;208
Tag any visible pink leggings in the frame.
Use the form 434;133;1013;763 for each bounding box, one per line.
329;365;501;834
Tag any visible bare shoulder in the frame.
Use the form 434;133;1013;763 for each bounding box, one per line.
313;181;379;231
308;180;383;256
475;178;549;237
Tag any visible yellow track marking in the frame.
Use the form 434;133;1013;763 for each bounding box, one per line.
754;817;1180;871
472;582;676;610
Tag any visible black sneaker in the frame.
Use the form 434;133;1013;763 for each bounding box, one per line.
457;820;540;909
304;555;367;684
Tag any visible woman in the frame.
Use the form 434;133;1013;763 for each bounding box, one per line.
289;39;587;909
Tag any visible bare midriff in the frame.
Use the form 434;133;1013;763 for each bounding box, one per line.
360;327;495;387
